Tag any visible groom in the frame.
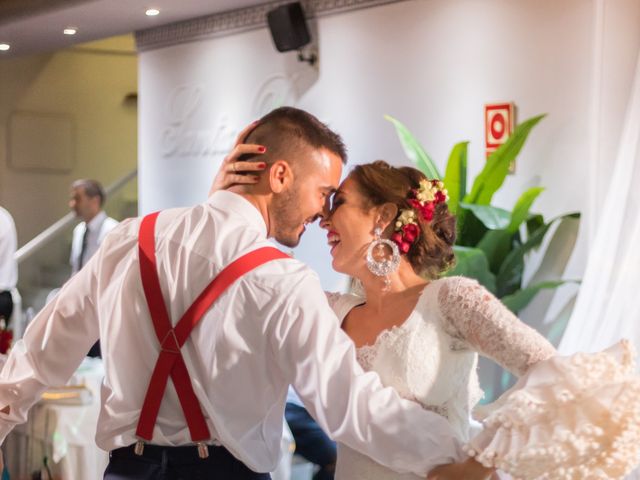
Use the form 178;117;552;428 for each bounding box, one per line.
0;107;489;479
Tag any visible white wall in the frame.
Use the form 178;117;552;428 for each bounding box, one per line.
0;35;138;246
0;35;138;307
138;0;640;292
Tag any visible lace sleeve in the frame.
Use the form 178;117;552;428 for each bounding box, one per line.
437;277;555;376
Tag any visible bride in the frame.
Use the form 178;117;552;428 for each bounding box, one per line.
214;128;640;480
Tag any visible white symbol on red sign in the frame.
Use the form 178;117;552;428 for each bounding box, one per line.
485;103;514;150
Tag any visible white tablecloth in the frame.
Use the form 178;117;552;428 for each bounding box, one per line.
3;357;108;480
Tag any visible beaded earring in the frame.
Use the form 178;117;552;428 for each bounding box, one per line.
366;227;401;290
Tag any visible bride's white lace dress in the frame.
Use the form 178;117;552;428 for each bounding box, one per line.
329;276;640;480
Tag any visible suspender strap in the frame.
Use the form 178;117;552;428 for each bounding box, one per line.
135;212;290;443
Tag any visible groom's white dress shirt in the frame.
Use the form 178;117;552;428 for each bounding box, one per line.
0;191;463;474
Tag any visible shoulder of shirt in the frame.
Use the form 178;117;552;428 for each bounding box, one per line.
100;207;191;237
99;210;321;296
240;253;320;297
102;216;139;238
103;216;119;229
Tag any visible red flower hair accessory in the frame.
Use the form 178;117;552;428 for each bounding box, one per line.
391;179;448;254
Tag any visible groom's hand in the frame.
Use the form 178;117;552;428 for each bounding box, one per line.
426;458;495;480
208;121;268;195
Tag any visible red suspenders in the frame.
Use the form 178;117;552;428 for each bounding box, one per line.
134;211;289;457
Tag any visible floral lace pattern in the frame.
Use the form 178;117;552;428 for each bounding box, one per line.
437;277;555;375
356;343;377;372
332;278;640;480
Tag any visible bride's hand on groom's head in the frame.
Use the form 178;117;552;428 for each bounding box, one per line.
208;120;268;195
426;458;495;480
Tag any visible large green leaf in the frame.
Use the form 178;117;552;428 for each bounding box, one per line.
443;142;468;215
507;187;545;234
465;114;546;205
501;279;580;313
526;213;545;237
476;230;513;275
456;207;488;247
459;202;511;230
446;246;496;293
496;224;550;297
384;114;441;179
496;212;580;297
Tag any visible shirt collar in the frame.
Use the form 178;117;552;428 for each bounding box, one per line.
207;191;268;239
86;210;107;232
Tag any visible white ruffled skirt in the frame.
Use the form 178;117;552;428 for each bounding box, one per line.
467;340;640;480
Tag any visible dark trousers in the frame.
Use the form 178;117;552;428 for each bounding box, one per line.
104;444;271;480
87;340;101;358
0;291;13;322
285;403;336;480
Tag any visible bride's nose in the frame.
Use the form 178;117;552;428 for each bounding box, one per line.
319;215;331;230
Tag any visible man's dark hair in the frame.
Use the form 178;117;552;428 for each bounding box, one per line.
246;107;347;168
72;179;106;206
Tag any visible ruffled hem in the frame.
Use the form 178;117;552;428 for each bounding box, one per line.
466;340;640;480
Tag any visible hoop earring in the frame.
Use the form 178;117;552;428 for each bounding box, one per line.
366;227;400;290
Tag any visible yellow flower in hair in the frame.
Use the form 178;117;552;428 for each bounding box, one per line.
416;179;436;203
397;209;417;227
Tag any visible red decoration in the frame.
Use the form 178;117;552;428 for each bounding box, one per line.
485;102;515;158
0;328;12;354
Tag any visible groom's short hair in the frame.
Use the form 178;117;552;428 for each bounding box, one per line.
246;107;347;169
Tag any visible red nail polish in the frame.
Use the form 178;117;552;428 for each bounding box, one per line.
258;162;267;168
258;146;266;153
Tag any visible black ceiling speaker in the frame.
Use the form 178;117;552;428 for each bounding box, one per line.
267;2;311;53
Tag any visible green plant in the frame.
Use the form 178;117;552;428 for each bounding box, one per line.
385;114;579;314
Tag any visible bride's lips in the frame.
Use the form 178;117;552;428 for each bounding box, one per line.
327;230;341;255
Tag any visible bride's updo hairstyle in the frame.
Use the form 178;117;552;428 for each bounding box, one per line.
349;160;456;278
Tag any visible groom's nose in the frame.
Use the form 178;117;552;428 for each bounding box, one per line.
319;198;331;223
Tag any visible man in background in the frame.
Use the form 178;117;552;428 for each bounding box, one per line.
69;179;118;276
68;179;118;357
0;206;17;324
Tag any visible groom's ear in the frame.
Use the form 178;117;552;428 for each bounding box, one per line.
269;160;294;194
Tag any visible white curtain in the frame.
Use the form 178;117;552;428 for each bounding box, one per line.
559;48;640;355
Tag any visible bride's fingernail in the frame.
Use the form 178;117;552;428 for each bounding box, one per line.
258;146;266;153
257;162;267;168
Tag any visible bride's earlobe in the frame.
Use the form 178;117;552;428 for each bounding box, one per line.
376;203;399;231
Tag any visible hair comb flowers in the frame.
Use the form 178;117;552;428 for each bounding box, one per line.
390;179;448;254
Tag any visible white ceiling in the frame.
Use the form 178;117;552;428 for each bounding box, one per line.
0;0;275;58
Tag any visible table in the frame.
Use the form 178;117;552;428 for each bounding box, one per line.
3;358;109;479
